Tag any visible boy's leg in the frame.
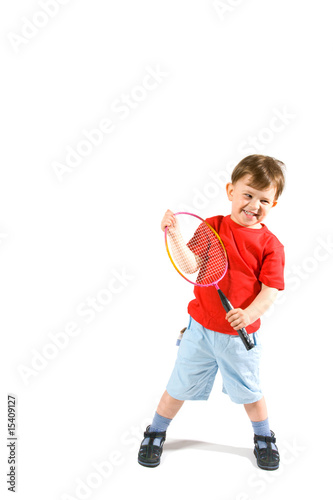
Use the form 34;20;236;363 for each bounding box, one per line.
138;390;184;468
147;390;184;433
156;390;184;419
243;395;267;421
244;396;279;471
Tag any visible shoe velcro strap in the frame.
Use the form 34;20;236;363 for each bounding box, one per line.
144;430;166;439
254;434;276;444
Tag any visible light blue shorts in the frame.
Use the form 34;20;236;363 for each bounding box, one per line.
166;316;263;404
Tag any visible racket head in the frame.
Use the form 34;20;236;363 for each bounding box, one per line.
164;212;228;287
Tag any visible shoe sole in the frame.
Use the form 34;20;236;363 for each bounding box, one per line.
138;458;160;468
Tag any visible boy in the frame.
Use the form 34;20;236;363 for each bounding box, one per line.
138;154;285;471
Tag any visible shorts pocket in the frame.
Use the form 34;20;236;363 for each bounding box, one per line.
176;316;193;346
253;330;261;347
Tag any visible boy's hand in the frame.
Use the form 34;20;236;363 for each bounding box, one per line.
161;209;178;232
225;308;251;330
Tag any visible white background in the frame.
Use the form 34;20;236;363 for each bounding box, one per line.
0;1;332;499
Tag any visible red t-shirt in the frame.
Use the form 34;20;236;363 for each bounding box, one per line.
187;215;285;335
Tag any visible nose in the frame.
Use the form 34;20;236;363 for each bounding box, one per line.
249;199;260;211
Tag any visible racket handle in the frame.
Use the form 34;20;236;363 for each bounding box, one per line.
217;289;255;351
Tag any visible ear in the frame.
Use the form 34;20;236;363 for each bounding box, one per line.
226;182;234;201
272;200;278;207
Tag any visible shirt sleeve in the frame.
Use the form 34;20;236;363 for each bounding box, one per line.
259;244;285;290
187;222;210;258
187;221;226;285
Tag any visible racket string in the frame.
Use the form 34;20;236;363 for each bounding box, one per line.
167;221;227;285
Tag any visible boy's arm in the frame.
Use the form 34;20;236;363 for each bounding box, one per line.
161;209;201;274
226;283;279;330
168;226;201;274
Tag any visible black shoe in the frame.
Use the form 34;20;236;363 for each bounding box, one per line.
138;426;166;468
254;431;280;470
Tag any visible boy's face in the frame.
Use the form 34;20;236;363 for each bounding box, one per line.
226;174;277;229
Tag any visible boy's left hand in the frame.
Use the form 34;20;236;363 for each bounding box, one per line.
226;308;251;330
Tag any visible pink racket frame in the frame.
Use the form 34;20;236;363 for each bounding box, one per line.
164;211;228;288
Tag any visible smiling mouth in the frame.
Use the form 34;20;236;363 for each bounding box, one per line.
243;209;258;217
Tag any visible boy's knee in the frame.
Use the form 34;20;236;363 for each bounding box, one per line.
157;391;184;419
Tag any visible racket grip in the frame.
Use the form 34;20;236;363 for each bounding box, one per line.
217;289;255;351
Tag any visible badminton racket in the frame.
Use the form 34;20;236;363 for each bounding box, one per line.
164;211;254;351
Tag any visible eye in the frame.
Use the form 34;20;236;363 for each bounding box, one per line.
245;194;252;198
261;200;269;205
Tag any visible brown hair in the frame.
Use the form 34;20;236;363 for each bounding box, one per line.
231;154;286;200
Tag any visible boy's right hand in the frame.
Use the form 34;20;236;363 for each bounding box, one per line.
161;209;177;232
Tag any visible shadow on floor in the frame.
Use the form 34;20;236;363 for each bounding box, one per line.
164;439;254;463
